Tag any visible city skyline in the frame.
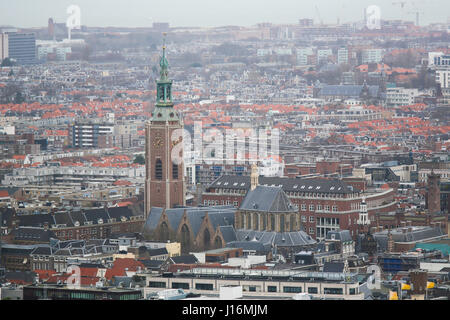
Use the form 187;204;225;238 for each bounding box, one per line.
1;0;449;29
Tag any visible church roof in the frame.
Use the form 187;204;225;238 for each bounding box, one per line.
209;175;356;194
143;206;236;238
240;185;296;213
143;207;164;231
235;229;316;247
373;226;446;251
219;225;237;243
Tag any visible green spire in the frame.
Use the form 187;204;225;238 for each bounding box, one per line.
151;34;179;122
155;33;172;106
159;33;169;81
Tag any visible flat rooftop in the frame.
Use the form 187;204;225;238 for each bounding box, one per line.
161;267;362;283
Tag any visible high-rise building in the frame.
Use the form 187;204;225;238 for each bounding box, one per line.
361;48;383;64
317;48;333;64
70;122;114;148
48;18;55;39
337;47;348;65
4;32;36;64
0;33;8;61
299;18;314;27
296;47;314;66
144;41;185;217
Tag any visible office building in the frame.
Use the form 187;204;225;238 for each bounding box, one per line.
4;32;36;65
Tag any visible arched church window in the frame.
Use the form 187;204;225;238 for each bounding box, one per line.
155;159;163;180
172;163;178;179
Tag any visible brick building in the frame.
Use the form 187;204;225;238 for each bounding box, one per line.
0;205;146;242
144;41;185;216
143;206;236;254
202;174;397;240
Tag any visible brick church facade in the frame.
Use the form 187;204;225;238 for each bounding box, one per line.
144;40;185;217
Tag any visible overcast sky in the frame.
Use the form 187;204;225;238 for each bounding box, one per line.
1;0;449;28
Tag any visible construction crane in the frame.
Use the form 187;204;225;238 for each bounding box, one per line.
392;1;407;9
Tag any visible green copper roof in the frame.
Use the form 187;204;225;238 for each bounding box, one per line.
152;105;180;122
159;35;169;82
151;35;179;122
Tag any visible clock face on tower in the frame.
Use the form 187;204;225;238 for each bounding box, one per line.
153;137;163;148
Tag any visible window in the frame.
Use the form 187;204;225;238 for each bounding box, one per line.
324;287;343;295
155;159;163;180
317;204;322;211
172;282;189;289
195;283;213;291
308;287;318;294
309;216;314;223
309;227;314;234
309;204;315;211
283;286;302;293
325;205;330;212
349;288;356;295
332;205;338;212
267;286;277;293
301;204;306;211
172;163;178;179
248;286;257;292
149;281;166;288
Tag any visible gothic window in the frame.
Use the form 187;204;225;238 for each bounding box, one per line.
155;159;163;180
280;214;285;233
290;214;296;231
270;214;275;232
247;214;252;230
254;214;259;231
180;224;190;253
214;236;223;248
159;222;169;242
172;163;178;179
203;228;211;250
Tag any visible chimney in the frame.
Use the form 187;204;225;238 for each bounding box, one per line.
407;227;412;233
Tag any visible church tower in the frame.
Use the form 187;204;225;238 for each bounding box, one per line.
145;36;185;217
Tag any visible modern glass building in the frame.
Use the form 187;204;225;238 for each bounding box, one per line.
7;32;36;65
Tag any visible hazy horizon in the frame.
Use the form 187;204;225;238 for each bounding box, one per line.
1;0;449;29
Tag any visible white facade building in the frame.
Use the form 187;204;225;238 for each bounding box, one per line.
386;87;420;107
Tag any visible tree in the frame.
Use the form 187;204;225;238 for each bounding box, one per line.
134;154;145;165
1;57;14;67
13;91;25;104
